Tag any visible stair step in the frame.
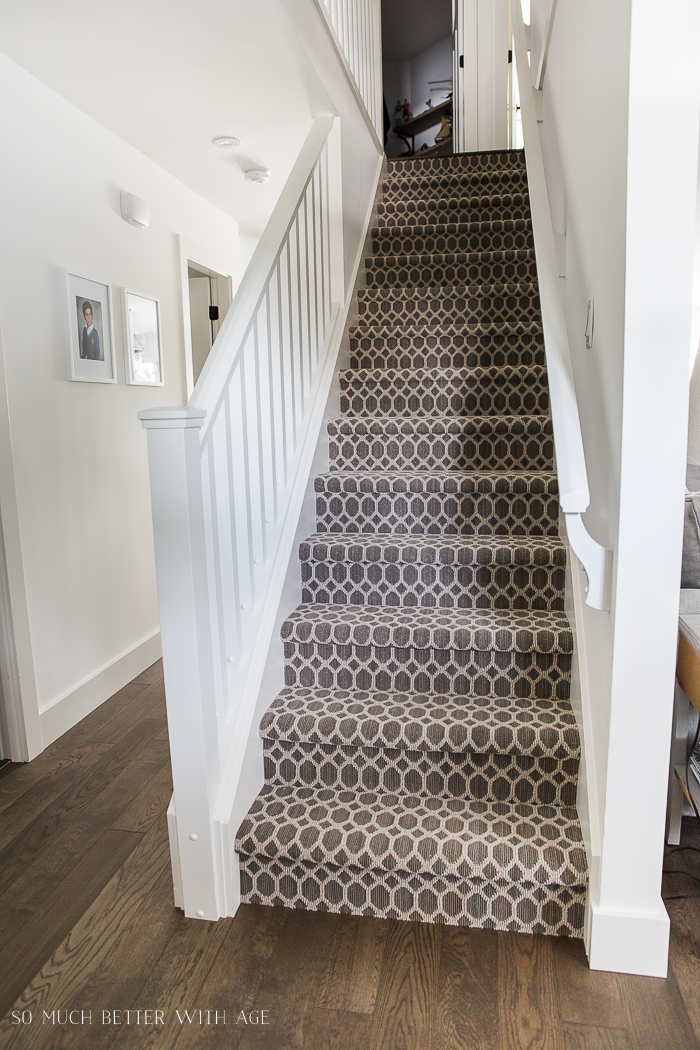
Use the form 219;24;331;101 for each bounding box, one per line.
386;150;525;179
315;470;560;537
381;169;528;203
259;685;578;804
327;415;554;471
376;193;531;228
348;322;544;370
235;785;587;935
372;219;533;257
339;365;549;417
299;533;565;610
365;249;538;288
357;283;540;326
282;603;571;699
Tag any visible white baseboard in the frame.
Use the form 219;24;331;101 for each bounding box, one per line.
38;630;162;748
586;900;670;977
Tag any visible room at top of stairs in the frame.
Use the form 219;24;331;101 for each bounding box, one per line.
235;149;587;939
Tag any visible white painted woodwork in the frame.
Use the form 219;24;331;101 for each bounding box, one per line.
529;0;557;89
316;0;383;143
453;0;508;152
140;116;370;918
511;0;612;611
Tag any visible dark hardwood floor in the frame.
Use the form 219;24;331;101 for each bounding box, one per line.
0;662;699;1049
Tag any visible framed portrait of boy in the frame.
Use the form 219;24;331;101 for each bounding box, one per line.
122;289;164;386
63;270;116;383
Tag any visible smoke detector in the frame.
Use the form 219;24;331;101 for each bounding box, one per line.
213;136;240;148
245;169;270;184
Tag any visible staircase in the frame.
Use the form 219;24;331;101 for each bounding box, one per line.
235;149;588;937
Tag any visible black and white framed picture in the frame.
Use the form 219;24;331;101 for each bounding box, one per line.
63;270;116;383
122;289;164;386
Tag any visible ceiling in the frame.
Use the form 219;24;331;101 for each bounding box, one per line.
0;0;330;235
381;0;452;62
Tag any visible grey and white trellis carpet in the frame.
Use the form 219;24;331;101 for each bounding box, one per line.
235;150;587;937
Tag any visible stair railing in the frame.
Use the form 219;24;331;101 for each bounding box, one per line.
139;114;346;918
510;0;612;610
315;0;383;143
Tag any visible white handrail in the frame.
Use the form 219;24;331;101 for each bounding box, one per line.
510;0;612;610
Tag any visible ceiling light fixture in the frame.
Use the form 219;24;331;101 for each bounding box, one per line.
245;169;270;184
213;136;240;148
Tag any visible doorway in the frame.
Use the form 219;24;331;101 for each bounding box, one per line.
187;263;233;387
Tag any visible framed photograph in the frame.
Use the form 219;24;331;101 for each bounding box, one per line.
63;270;116;383
122;289;164;386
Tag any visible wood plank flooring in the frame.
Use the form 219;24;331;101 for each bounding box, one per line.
0;661;698;1049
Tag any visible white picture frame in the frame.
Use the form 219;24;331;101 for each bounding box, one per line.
63;270;116;383
122;288;164;387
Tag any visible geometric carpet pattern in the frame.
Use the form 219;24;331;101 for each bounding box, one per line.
235;148;587;936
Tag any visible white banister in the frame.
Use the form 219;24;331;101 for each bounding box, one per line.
315;0;383;143
511;0;613;611
139;115;349;917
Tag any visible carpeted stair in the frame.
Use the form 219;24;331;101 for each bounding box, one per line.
235;149;588;937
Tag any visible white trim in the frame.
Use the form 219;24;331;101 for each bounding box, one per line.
39;630;162;748
0;312;42;761
586;901;670;978
177;237;237;401
167;795;184;910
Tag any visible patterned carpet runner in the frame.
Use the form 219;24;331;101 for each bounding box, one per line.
235;150;588;937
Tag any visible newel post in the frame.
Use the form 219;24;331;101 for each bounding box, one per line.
139;407;222;919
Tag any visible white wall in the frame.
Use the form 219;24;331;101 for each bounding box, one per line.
539;0;700;975
0;53;253;756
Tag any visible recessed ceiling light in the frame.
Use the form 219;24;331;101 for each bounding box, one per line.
213;136;240;148
245;169;270;184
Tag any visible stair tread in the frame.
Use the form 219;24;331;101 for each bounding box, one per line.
378;191;530;208
315;470;557;491
358;282;538;299
299;532;565;564
350;321;542;336
329;414;552;432
366;249;536;268
235;784;587;885
260;685;579;758
281;602;572;653
340;364;546;380
372;219;532;236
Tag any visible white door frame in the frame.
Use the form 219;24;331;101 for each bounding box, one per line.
178;236;237;401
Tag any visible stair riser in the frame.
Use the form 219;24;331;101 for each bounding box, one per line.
283;642;571;700
315;490;560;537
365;256;539;289
381;172;529;202
329;426;554;471
349;328;545;371
262;740;577;805
357;288;540;327
376;200;531;228
386;153;525;177
372;224;533;257
339;372;549;418
238;856;586;936
300;559;565;611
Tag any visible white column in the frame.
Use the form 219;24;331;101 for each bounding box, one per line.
138;406;223;920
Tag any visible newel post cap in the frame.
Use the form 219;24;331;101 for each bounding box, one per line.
138;406;207;430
